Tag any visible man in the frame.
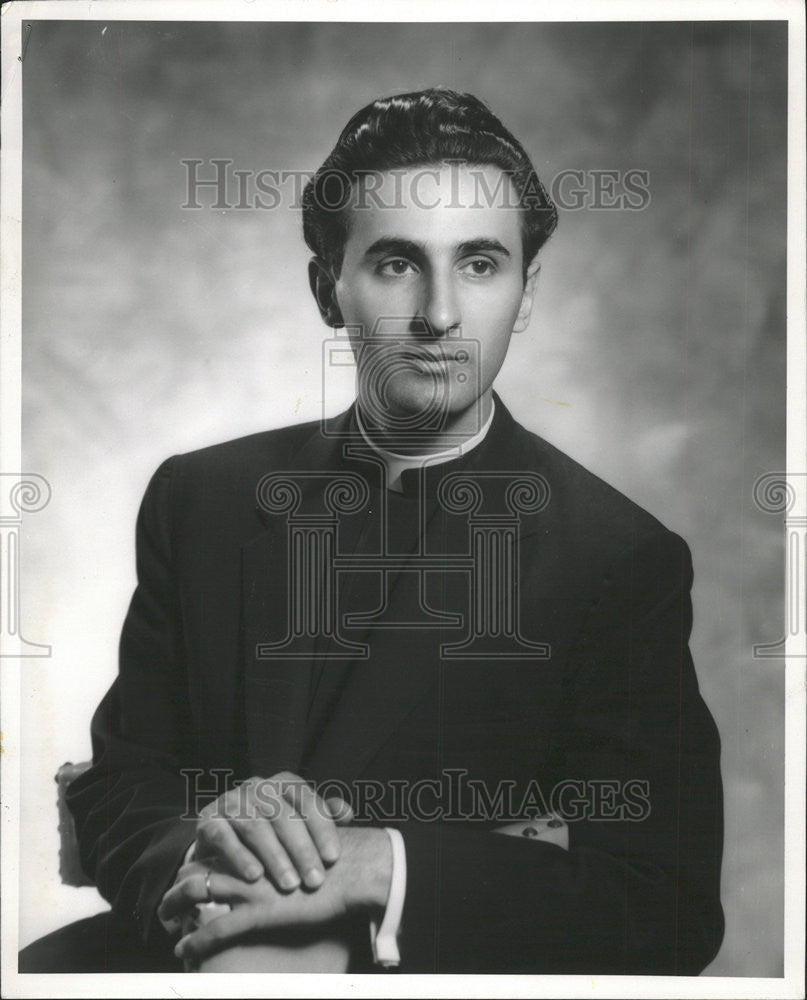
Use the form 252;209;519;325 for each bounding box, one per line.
22;88;724;974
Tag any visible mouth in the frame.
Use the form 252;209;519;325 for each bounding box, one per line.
360;344;469;382
396;348;457;368
405;356;452;377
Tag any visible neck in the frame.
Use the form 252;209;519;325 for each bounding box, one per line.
355;390;493;456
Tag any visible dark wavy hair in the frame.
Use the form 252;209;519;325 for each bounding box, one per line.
302;88;558;282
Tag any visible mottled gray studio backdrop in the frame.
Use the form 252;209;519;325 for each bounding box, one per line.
20;20;787;976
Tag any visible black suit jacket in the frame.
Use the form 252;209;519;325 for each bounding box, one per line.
67;393;724;974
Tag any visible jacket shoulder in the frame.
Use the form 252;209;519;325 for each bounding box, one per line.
509;413;686;560
142;418;327;528
172;418;322;473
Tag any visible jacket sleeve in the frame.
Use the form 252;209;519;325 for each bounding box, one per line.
66;457;199;946
393;529;725;974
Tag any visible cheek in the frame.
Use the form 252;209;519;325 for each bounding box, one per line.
466;275;524;321
336;274;416;327
462;284;523;357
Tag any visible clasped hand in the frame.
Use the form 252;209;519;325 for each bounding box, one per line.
189;770;353;890
157;771;390;962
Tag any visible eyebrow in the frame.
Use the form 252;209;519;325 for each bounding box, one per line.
363;237;512;261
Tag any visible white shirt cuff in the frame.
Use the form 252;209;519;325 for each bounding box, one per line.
369;827;406;968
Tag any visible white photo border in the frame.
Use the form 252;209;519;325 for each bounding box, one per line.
1;1;804;997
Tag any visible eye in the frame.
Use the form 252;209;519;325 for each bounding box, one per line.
460;258;497;277
377;258;418;277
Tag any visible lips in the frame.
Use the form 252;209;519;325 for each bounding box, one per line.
403;354;453;376
396;348;456;364
360;344;463;379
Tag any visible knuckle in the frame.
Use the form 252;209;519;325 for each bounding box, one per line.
245;798;261;822
236;847;256;868
311;800;335;824
293;802;315;823
238;784;257;812
320;833;340;854
197;816;218;836
204;791;233;818
236;810;267;834
277;773;303;795
255;789;282;819
262;845;286;869
251;781;272;804
204;822;225;844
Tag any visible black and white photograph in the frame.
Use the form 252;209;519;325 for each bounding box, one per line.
1;2;804;996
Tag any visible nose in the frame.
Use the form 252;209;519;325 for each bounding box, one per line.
419;269;461;337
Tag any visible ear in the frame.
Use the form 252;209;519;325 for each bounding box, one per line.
308;256;344;327
512;254;541;334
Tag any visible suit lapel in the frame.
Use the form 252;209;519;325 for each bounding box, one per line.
240;408;360;777
241;524;312;777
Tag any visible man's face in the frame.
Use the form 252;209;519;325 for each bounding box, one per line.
320;163;540;438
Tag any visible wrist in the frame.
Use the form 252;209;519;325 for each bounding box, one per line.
339;826;392;913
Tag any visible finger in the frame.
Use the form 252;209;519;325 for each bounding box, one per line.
176;861;208;881
199;781;250;822
195;817;263;881
242;778;326;885
228;813;302;892
158;870;248;923
261;795;327;888
325;796;354;826
175;905;265;963
199;797;229;824
282;781;341;865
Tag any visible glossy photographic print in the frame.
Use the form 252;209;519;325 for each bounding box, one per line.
1;2;804;997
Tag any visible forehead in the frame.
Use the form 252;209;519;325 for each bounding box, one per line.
345;162;523;250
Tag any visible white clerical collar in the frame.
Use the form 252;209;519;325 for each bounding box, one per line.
355;399;496;492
